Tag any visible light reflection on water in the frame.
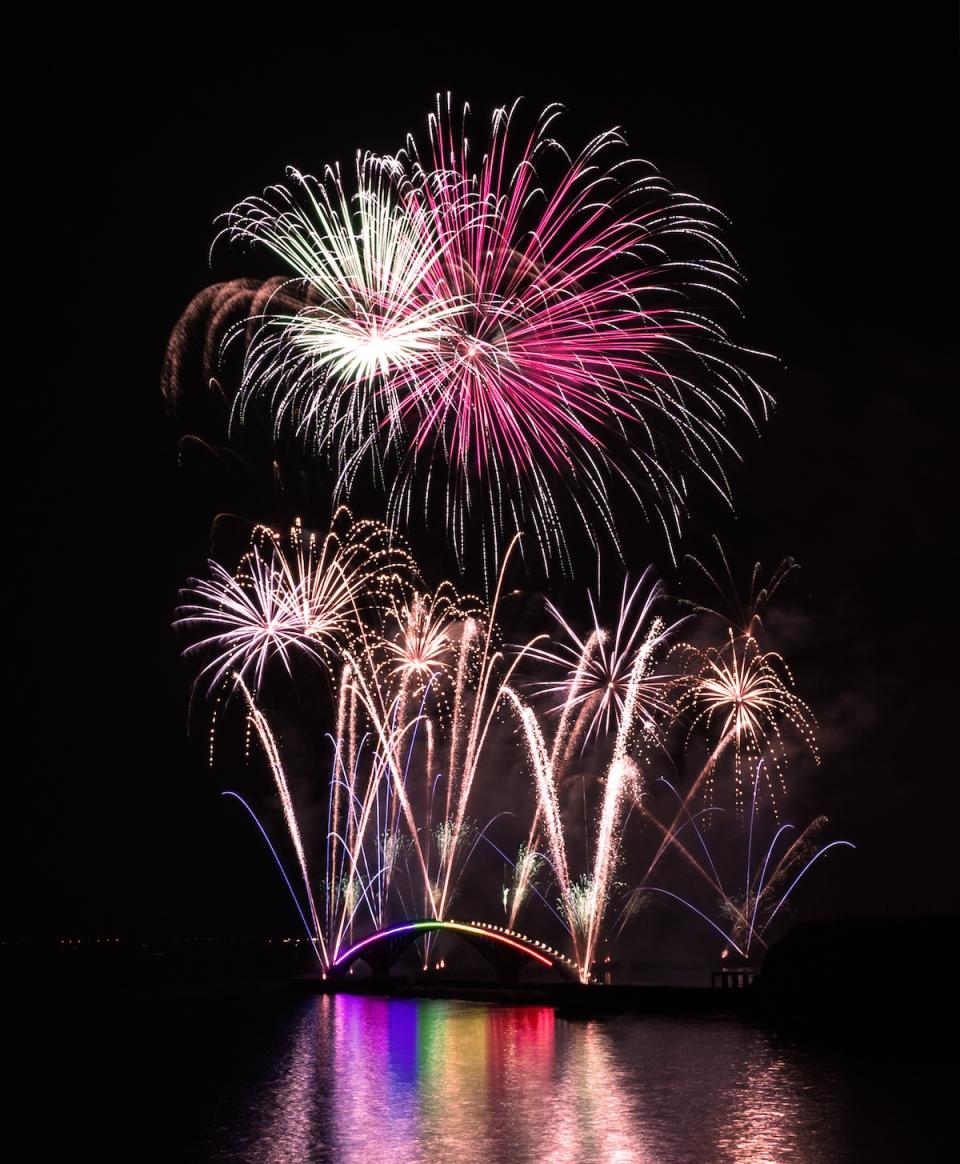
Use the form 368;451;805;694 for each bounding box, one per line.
209;995;855;1163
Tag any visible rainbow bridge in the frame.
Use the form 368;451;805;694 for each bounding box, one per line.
330;919;580;983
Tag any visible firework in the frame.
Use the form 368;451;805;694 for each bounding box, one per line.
684;538;798;639
217;96;769;578
174;543;317;693
182;534;839;981
206;538;534;968
631;767;853;959
676;630;820;810
523;568;682;749
236;675;327;960
381;582;484;686
504;570;678;938
165;91;847;988
221;154;459;465
504;620;660;982
174;509;412;693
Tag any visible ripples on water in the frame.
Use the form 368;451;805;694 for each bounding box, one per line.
195;995;911;1164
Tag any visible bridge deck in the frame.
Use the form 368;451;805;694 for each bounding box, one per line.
330;919;580;982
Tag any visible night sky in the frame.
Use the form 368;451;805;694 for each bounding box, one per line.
7;8;957;947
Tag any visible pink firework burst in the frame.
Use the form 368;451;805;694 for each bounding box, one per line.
386;97;771;573
223;97;771;578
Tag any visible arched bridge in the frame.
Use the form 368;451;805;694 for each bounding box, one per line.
330;919;580;983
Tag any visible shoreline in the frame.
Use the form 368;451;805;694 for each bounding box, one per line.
295;974;759;1018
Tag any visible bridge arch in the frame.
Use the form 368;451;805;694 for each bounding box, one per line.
329;919;579;983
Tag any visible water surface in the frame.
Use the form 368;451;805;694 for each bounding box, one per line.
198;994;936;1163
15;984;946;1162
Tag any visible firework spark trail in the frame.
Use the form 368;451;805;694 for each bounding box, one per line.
236;676;327;964
435;536;537;917
554;699;606;784
634;801;725;900
579;625;661;972
740;814;853;953
505;612;666;981
549;631;603;764
508;802;546;930
509;573;674;927
229;637;441;967
375;582;483;869
746;822;798;951
503;687;586;960
420;722;440;926
221;791;321;959
761;841;855;933
634;785;853;957
328;666;353;938
380;677;412;890
343;660;445;924
642;728;736;884
383;586;472;684
506;575;673;943
639;614;820;885
502;655;595;926
341;651;440;920
379;680;436;913
505;689;572;902
616;787;753;949
659;777;726;891
481;836;568;931
506;844;546;926
327;732;391;952
685;539;798;640
325;670;444;960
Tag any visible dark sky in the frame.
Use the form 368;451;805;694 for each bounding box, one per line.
6;8;957;945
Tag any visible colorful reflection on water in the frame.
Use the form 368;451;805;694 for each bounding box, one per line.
212;994;863;1163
